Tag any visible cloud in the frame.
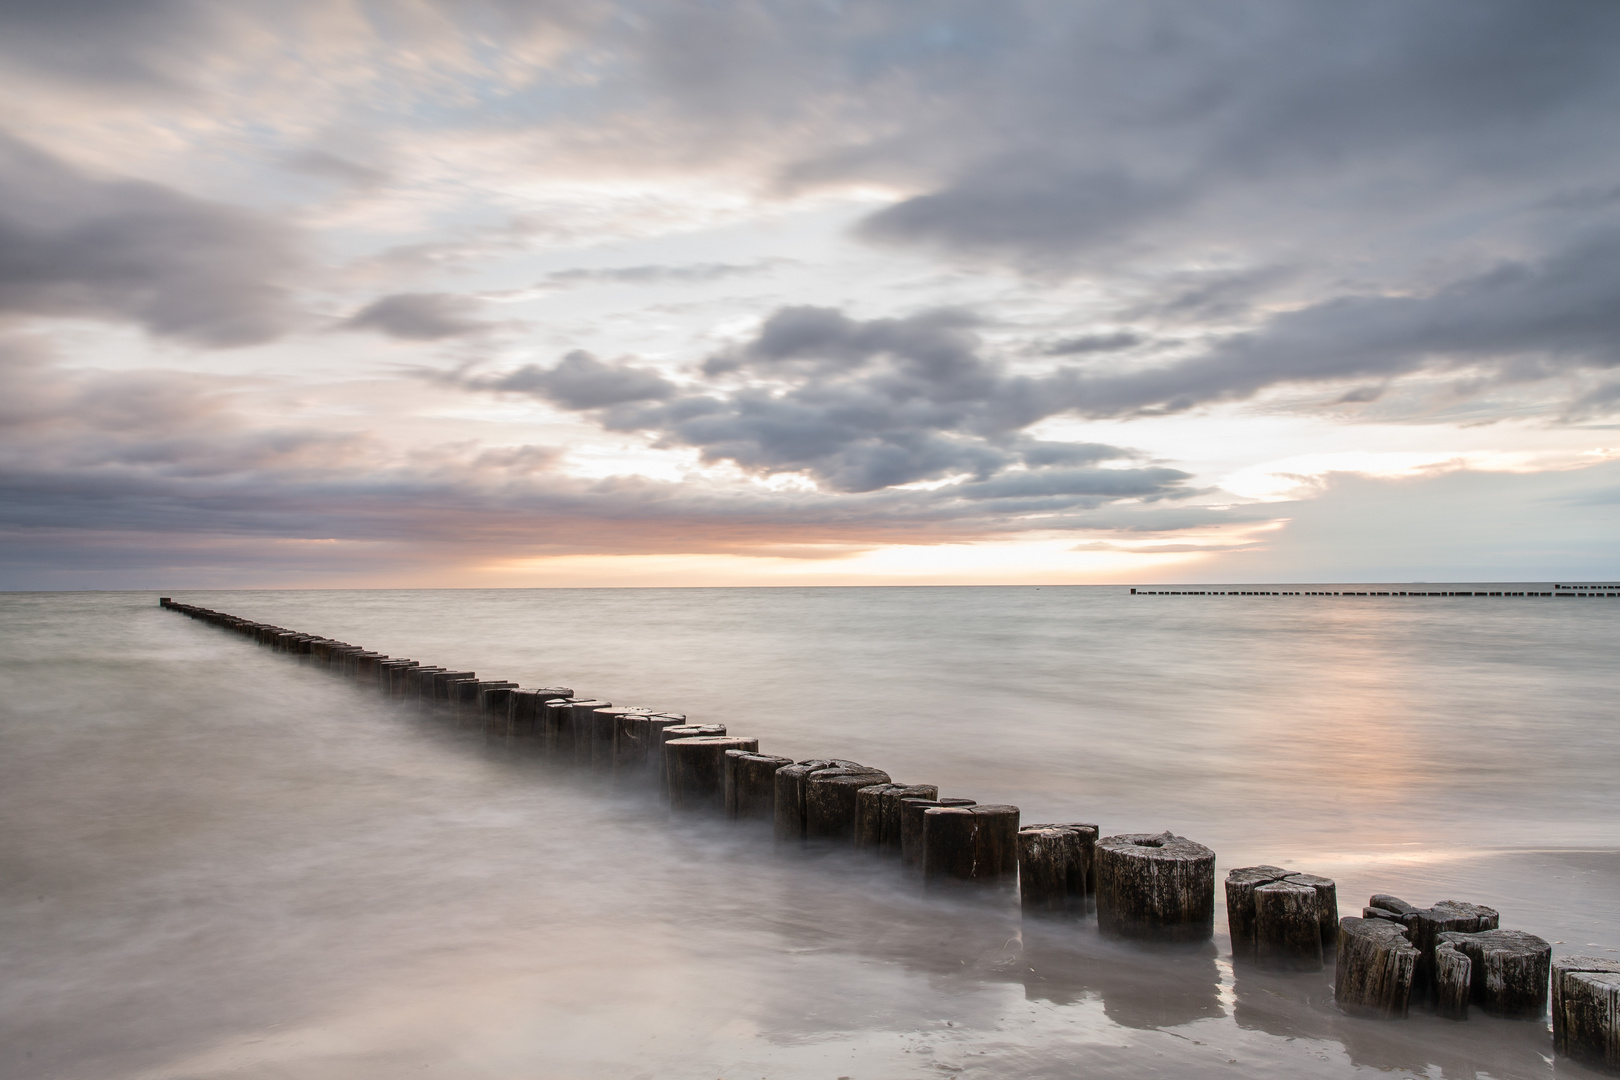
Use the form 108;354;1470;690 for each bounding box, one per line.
341;293;487;341
469;349;676;409
460;306;1194;499
1041;332;1144;357
541;259;792;289
0;130;302;347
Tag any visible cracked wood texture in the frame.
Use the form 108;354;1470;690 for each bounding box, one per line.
1095;832;1215;943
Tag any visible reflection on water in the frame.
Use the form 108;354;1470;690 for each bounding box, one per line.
1;587;1617;1079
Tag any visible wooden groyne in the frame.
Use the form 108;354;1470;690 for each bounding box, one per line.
155;596;1620;1070
1133;584;1618;597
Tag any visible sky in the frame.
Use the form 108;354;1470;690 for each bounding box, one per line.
1;0;1618;589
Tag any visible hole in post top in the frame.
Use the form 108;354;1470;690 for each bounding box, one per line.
1132;838;1166;848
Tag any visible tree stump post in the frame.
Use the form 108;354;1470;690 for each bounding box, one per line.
922;807;978;883
1335;916;1419;1019
566;700;612;767
591;706;649;770
657;724;725;797
727;753;792;821
879;785;939;855
1434;938;1473;1020
638;714;689;784
899;797;976;870
666;736;759;813
1254;881;1323;971
1552;955;1620;1073
972;805;1020;882
1227;867;1337;963
509;688;572;740
1401;900;1500;1007
805;769;892;842
1439;929;1551;1019
853;784;907;851
1095;832;1216;942
543;698;583;755
772;760;858;843
1018;823;1097;916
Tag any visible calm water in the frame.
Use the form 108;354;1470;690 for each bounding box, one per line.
2;586;1617;1079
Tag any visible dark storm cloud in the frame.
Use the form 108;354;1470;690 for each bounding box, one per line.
838;1;1620;270
342;293;487;341
464;306;1193;498
0;131;302;347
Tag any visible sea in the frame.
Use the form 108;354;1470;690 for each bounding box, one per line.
2;585;1617;1079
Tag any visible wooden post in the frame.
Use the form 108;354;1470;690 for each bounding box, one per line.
1434;939;1473;1020
637;714;689;784
1439;929;1551;1019
971;805;1020;881
1335;916;1419;1019
899;797;976;870
543;698;582;755
727;753;792;821
590;707;649;769
1095;832;1216;943
1552;955;1620;1072
853;784;907;851
1018;823;1096;915
1254;881;1323;971
657;724;724;796
477;683;518;732
564;700;611;766
772;760;859;843
922;807;978;882
666;736;759;812
1228;866;1337;961
508;688;572;739
612;710;676;779
1401;899;1500;1007
879;785;939;855
805;768;892;843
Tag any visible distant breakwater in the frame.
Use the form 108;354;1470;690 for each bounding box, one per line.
155;596;1620;1073
1133;584;1618;597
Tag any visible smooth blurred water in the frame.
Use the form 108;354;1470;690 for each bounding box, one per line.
2;586;1617;1079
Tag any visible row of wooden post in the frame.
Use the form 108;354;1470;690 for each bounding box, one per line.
157;598;1620;1074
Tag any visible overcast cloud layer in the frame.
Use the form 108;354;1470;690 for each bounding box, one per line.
0;0;1617;587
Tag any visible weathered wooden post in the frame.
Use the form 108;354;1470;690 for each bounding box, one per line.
726;752;792;820
508;688;572;739
1371;897;1498;1007
878;785;939;855
565;700;612;766
1552;955;1620;1073
612;711;676;779
772;760;858;843
1335;917;1419;1018
543;698;583;755
1017;823;1097;915
657;724;725;796
1254;881;1323;971
922;807;977;881
1095;832;1215;942
899;797;976;870
1226;866;1337;966
853;783;907;851
590;706;649;770
805;768;892;842
1434;938;1473;1020
1439;929;1551;1019
972;804;1020;881
636;714;689;784
666;736;759;812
